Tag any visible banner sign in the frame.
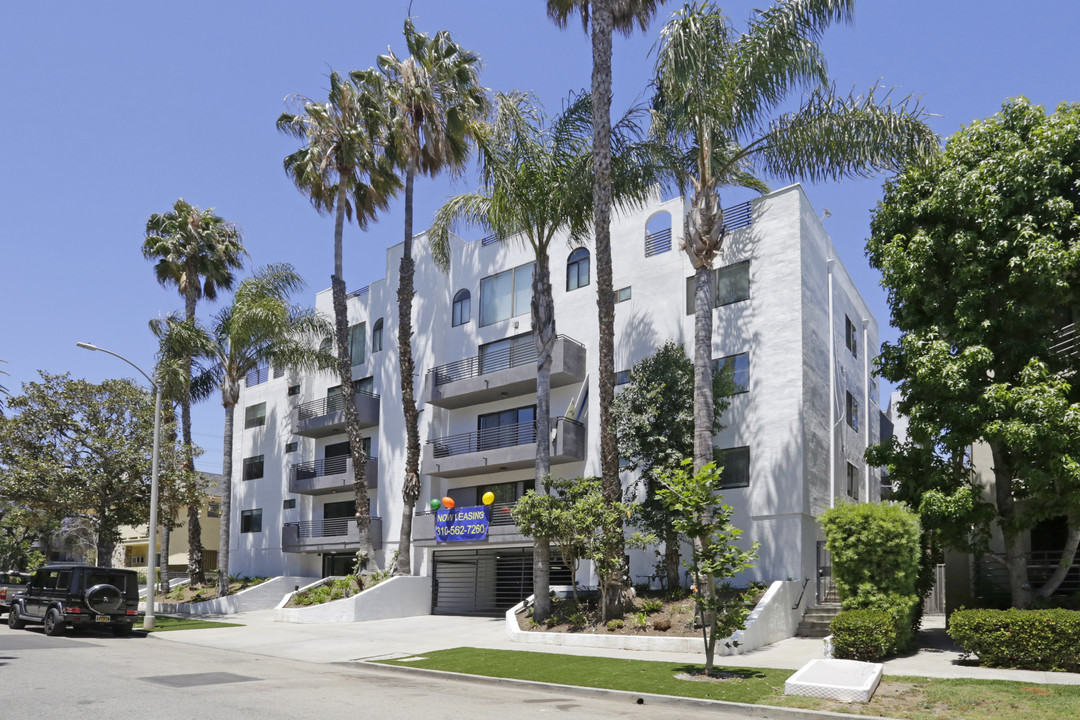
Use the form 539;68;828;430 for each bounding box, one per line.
435;505;489;542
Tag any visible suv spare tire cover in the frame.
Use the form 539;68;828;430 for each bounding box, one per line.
85;584;124;614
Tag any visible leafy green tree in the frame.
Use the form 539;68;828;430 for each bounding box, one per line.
353;20;487;576
278;72;401;567
153;265;332;596
657;460;758;674
652;0;936;471
0;504;55;570
867;97;1080;608
429;91;664;621
0;373;157;566
143;198;246;584
612;340;733;589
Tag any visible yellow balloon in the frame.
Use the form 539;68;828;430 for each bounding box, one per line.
482;491;495;505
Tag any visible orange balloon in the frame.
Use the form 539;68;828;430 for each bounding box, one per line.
441;496;455;510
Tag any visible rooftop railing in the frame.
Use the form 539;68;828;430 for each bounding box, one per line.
644;227;672;257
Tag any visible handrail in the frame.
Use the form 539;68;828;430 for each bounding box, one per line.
427;335;585;386
284;517;381;539
292;455;377;480
793;577;810;609
644;227;672;257
296;389;380;421
427;417;583;458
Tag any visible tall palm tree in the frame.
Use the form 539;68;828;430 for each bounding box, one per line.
277;72;400;568
143;198;246;585
652;0;937;471
352;19;487;576
154;265;333;597
429;92;663;621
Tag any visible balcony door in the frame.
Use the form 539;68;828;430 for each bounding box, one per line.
477;405;535;451
478;332;535;375
324;441;350;476
322;499;354;537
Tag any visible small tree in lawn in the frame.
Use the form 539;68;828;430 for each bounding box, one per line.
658;460;758;675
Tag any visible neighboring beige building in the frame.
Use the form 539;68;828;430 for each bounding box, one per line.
115;473;223;575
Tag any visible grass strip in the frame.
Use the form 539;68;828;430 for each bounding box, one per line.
143;615;243;632
377;648;1080;719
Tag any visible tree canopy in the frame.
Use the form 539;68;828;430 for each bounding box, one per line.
867;97;1080;607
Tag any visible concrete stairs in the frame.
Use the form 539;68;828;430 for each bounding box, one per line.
796;604;841;638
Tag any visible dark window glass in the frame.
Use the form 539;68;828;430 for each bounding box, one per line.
240;509;262;533
348;323;366;366
285;441;298;453
452;289;471;327
244;403;266;429
713;353;750;393
685;260;751;314
845;316;858;357
847;462;859;498
846;391;859;431
288;384;300;397
478;405;537;450
283;499;296;510
479;332;535;374
372;318;384;353
566;247;590;291
243;455;264;481
714;446;750;489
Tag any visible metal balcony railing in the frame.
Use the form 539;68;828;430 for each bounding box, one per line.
644;227;672;257
975;550;1080;598
1050;323;1078;360
285;518;350;539
348;285;370;298
245;365;269;387
428;420;538;458
296;388;380;421
480;233;500;246
428;335;584;386
721;200;753;234
415;500;519;527
292;455;376;480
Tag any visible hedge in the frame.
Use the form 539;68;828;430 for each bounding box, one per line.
948;608;1080;672
831;609;900;662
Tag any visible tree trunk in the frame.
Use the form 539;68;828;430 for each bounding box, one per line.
159;524;171;594
990;442;1032;607
1034;524;1080;599
217;395;236;597
664;528;681;590
397;168;422;576
693;265;715;471
183;279;206;585
531;252;556;622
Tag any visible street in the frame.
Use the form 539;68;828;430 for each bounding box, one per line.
0;624;735;719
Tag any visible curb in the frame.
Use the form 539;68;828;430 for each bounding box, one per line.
357;659;895;720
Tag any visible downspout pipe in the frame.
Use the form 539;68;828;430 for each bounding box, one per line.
827;260;836;509
863;319;871;502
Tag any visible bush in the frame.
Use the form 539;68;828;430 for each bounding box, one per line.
606;619;624;631
948;608;1080;672
831;609;900;662
641;598;664;613
653;619;672;631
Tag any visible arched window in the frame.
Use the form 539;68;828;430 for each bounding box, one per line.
372;318;384;353
566;247;590;291
319;336;332;356
452;289;471;326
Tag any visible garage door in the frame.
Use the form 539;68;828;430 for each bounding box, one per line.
432;548;571;615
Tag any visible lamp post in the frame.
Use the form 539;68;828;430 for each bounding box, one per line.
77;342;162;630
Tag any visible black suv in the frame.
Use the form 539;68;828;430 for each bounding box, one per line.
7;565;140;636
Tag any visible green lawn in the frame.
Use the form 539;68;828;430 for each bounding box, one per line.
143;615;243;632
378;648;1080;719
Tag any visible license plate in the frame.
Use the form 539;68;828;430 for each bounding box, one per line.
95;615;109;623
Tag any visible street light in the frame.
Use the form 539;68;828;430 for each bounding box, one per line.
77;342;162;630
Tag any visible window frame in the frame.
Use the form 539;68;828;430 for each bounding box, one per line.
452;289;471;327
283;499;296;510
566;247;590;291
615;286;631;303
479;262;534;327
242;454;265;481
371;318;384;353
845;316;858;358
240;509;263;533
348;322;366;366
244;402;266;429
685;260;751;314
714;446;751;489
713;352;750;394
846;461;859;498
846;391;859;431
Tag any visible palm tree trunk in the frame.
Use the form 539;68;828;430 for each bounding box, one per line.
217;392;236;597
397;168;421;576
693;265;715;471
183;281;206;585
159;523;171;593
330;172;373;569
531;253;556;622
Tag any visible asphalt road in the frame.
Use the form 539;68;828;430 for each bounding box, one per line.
0;623;740;720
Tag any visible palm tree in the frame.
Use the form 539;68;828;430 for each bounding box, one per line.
429;92;663;621
277;72;400;568
352;19;487;576
154;265;333;597
143;198;246;585
652;0;937;471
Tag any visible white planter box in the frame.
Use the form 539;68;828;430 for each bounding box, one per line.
784;658;883;703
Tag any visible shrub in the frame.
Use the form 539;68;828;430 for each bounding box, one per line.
653;619;672;632
606;619;624;631
641;598;664;614
831;609;900;662
948;608;1080;672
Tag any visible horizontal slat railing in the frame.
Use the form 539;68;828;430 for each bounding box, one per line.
429;420;538;458
283;517;381;539
721;200;753;234
292;455;376;480
428;335;584;386
296;388;380;421
644;227;672;257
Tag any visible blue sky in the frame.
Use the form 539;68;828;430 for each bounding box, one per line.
2;0;1077;473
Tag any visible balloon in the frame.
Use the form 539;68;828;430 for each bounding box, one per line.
429;499;441;511
441;496;455;510
481;492;495;506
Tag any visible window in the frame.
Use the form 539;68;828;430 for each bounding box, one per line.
288;384;300;397
371;318;383;353
244;403;266;429
474;481;519;506
285;441;298;454
242;455;264;481
452;289;471;326
615;370;631;385
566;247;590;291
615;287;631;303
477;405;536;450
479;332;535;374
846;391;859;431
283;499;296;510
714;446;750;488
273;366;285;379
240;509;262;533
245;365;269;386
845;316;858;358
480;262;533;326
685;260;750;314
320;337;332;355
847;462;858;498
207;501;220;518
348;322;366;366
869;377;879;405
713;353;750;394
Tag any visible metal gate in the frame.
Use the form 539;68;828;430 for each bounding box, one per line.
432;548;571;615
816;541;837;605
923;563;946;615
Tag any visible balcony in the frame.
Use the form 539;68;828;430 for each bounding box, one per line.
288;456;378;495
424;335;586;409
422;416;586;478
291;390;380;438
281;516;383;553
412;500;527;547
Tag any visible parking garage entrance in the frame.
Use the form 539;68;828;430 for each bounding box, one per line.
432;547;571;615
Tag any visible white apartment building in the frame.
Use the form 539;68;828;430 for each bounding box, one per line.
229;184;882;614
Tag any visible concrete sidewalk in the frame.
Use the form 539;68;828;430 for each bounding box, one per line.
150;611;1080;686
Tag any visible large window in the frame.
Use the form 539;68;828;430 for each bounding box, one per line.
846;391;859;431
240;509;262;533
348;323;366;366
326;377;375;413
242;455;264;481
566;248;590;291
452;289;471;326
685;260;750;314
713;352;750;393
478;332;535;374
714;446;750;489
478;405;536;450
244;402;266;429
371;318;383;353
480;262;533;326
845;316;858;358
